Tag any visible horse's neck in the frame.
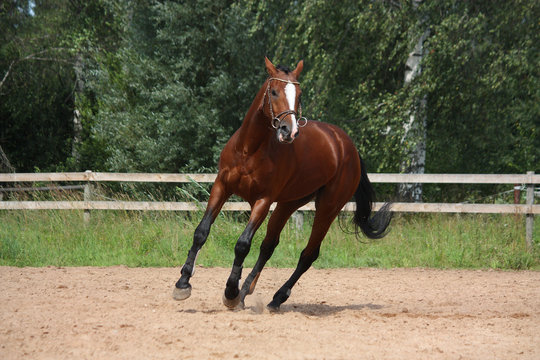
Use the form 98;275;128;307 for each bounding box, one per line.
236;83;272;155
236;111;271;156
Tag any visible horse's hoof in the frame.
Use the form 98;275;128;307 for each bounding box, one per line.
266;301;281;313
172;285;192;301
222;292;243;309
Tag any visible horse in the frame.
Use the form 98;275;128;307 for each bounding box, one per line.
173;57;392;311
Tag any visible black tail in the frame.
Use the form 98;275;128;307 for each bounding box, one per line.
353;158;393;239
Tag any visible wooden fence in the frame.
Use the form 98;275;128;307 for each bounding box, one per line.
1;171;538;249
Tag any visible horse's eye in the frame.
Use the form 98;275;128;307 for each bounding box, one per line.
271;89;278;97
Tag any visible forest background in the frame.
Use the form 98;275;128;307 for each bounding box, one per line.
1;0;538;202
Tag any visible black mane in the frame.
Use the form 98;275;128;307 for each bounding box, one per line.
276;64;292;74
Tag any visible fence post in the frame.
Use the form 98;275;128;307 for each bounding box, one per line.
83;170;92;223
513;183;521;220
513;184;521;204
525;171;534;251
292;211;304;233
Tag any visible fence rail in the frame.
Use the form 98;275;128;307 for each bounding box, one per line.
0;200;537;214
1;171;538;249
1;171;538;184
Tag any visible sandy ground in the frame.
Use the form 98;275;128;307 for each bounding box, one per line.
1;266;539;359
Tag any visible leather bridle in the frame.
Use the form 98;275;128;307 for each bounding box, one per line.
263;77;308;130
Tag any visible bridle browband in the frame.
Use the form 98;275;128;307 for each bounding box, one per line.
263;77;308;130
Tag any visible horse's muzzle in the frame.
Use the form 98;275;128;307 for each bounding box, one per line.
277;122;298;143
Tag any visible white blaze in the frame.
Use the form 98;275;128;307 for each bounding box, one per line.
284;83;298;137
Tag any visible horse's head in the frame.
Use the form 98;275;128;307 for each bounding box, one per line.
263;57;305;144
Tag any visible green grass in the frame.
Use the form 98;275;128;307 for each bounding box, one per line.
1;210;538;270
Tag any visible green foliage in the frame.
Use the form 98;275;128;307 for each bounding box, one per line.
0;1;74;171
83;0;266;172
0;0;124;172
1;0;538;202
420;0;539;175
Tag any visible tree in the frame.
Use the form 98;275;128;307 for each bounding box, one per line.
419;1;539;175
398;0;430;202
1;0;537;205
0;0;75;171
84;0;266;172
0;0;122;172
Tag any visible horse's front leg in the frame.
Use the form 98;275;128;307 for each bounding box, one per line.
173;180;230;301
223;198;271;309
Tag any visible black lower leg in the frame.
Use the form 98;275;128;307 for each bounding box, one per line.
268;247;320;310
175;214;212;289
175;249;198;289
225;264;243;299
224;223;255;300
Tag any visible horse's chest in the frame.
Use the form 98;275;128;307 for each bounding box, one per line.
224;165;271;201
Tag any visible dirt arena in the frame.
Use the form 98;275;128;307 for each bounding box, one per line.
1;266;539;359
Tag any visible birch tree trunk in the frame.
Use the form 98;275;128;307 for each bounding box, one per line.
0;145;15;173
71;54;83;163
398;1;429;202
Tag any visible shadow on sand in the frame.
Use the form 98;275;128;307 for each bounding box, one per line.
276;302;383;316
177;301;384;316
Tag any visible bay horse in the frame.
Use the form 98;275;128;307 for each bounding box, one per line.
173;57;392;311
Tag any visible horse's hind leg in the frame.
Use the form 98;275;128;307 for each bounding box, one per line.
239;197;312;306
267;180;356;310
173;181;230;301
266;208;337;311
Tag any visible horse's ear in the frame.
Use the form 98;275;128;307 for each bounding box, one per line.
265;56;278;76
292;60;304;79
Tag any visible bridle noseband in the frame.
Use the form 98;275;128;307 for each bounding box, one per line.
264;77;308;130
